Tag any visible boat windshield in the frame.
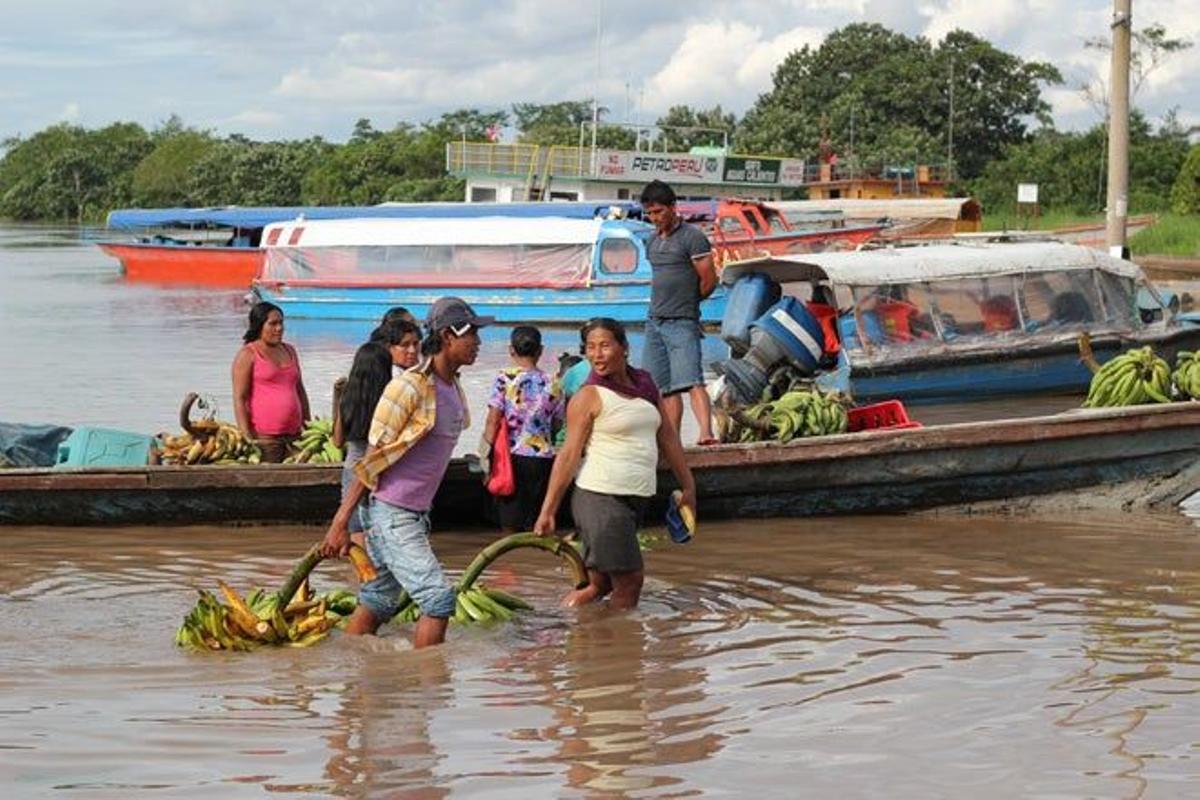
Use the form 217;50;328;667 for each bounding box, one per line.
261;242;594;287
838;269;1141;352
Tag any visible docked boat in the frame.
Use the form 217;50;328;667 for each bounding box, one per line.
98;202;639;289
679;198;884;265
3;403;1199;526
250;215;727;324
717;239;1200;405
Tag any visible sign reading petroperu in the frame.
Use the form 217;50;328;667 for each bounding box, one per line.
596;150;723;184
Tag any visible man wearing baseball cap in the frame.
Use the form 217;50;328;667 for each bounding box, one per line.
322;296;493;648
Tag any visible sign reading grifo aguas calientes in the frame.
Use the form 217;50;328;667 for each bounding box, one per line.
595;150;806;187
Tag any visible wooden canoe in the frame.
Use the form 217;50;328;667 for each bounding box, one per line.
2;404;1199;526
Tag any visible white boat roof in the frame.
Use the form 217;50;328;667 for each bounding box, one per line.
263;216;609;248
773;197;978;221
721;240;1145;287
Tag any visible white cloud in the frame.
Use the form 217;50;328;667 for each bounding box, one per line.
59;102;80;122
643;22;826;112
920;0;1031;43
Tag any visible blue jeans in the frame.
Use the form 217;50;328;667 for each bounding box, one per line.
359;498;457;620
643;317;704;395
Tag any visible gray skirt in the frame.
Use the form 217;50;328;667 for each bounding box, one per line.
570;487;648;574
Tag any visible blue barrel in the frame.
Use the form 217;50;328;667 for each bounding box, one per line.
751;296;827;373
720;273;780;354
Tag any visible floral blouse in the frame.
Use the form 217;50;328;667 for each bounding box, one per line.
488;366;564;458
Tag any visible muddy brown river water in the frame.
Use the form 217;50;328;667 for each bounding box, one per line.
1;516;1198;797
2;226;1199;797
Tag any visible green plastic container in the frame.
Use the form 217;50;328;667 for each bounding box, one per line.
55;427;156;468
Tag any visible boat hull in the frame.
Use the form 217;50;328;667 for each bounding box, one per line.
819;328;1200;404
98;242;261;289
3;405;1198;526
251;282;729;325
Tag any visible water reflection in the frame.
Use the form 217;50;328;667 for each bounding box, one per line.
0;517;1197;795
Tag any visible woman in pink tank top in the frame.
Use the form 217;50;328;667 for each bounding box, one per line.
232;302;310;462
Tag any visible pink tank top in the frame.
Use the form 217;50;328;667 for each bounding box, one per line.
248;344;302;436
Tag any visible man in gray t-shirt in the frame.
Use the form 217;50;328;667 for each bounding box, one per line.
640;180;718;445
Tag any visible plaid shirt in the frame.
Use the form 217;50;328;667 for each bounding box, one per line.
352;359;470;490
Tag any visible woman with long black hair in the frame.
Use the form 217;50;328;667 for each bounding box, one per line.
332;342;394;543
231;301;310;463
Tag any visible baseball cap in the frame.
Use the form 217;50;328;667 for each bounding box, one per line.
426;296;495;334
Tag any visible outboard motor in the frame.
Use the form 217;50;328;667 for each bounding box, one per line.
720;273;781;356
714;297;826;405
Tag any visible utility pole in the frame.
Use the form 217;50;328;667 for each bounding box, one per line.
589;1;603;175
1105;0;1132;258
947;59;955;183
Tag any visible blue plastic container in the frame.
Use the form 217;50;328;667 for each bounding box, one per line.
720;273;781;354
751;296;827;373
837;311;885;349
56;426;156;468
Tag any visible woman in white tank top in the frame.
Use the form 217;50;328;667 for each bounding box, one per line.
533;318;697;609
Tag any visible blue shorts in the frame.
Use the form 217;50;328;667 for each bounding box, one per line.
643;317;704;395
359;498;457;621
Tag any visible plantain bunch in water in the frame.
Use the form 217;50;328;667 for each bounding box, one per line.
175;533;589;652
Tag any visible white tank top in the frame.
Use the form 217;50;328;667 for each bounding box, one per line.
576;386;661;497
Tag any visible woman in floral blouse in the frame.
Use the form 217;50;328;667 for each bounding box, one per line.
482;326;565;532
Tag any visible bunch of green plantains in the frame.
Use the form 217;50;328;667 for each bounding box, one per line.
1082;346;1173;407
175;533;588;651
282;418;343;464
722;388;850;444
1170;351;1200;400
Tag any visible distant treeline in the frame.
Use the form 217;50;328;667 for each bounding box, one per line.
1;22;1196;222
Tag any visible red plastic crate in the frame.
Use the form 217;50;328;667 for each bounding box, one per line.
847;400;923;432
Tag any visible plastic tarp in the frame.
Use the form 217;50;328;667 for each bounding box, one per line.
106;201;641;231
260;217;604;287
0;422;72;468
263;243;595;287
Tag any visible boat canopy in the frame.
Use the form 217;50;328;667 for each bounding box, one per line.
106;201;640;231
721;241;1145;287
258;217;647;288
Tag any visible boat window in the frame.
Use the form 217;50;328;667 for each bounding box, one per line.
261;242;593;286
1094;271;1142;327
717;215;746;235
842;283;937;350
926;276;1024;340
1017;270;1135;332
767;213;790;234
598;238;638;274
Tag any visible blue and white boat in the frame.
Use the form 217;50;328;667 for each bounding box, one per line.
718;239;1200;404
251;215;726;324
99;202;640;289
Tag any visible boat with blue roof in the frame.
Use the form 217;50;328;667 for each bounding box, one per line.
251;215;726;324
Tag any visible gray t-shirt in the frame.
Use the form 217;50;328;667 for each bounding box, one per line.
647;221;712;320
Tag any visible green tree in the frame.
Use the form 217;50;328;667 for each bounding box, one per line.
737;23;1060;179
188;137;332;206
512;100;635;148
132;130;219;207
655;105;737;152
0;122;151;221
971;113;1188;214
1171;144;1200;215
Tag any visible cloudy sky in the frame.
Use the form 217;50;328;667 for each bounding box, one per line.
1;0;1196;145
